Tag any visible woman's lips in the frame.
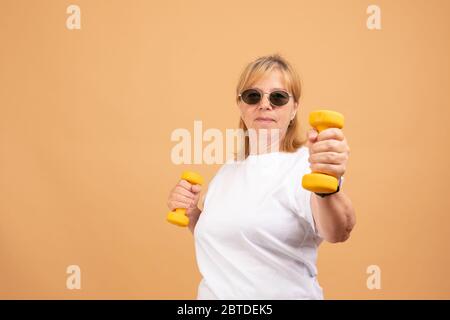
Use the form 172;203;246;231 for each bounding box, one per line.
255;117;275;123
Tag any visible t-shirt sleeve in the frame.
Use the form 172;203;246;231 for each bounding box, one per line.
202;163;227;211
294;185;323;239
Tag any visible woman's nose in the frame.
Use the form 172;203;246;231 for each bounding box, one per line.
258;94;272;110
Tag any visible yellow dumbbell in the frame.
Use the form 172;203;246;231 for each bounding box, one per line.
302;110;345;194
167;171;204;227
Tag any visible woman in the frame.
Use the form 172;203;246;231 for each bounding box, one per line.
167;54;356;299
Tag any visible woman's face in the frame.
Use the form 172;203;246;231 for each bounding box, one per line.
238;70;298;141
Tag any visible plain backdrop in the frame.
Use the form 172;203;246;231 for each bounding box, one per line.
1;0;449;299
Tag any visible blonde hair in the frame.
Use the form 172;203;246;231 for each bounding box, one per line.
235;54;307;159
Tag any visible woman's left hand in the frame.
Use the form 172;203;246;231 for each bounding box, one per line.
306;128;350;179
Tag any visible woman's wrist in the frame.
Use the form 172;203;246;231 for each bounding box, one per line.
314;176;344;198
188;207;202;233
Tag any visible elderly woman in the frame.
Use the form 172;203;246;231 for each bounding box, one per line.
167;54;355;299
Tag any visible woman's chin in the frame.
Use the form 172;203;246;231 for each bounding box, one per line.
253;120;277;130
251;126;282;138
256;126;275;132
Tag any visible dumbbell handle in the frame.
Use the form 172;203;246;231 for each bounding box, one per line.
167;171;203;227
302;110;344;194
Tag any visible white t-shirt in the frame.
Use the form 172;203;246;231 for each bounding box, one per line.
194;146;324;300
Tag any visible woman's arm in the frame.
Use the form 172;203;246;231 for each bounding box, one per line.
311;190;356;243
187;207;202;234
305;126;354;243
187;192;206;234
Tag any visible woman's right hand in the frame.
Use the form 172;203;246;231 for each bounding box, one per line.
167;179;202;218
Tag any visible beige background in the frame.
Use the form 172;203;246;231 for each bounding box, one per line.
1;0;449;299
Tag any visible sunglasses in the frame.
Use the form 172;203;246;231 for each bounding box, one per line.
238;88;293;107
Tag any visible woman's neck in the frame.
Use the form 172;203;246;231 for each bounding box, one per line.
248;130;284;155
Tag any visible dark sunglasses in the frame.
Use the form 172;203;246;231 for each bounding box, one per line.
238;88;293;107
